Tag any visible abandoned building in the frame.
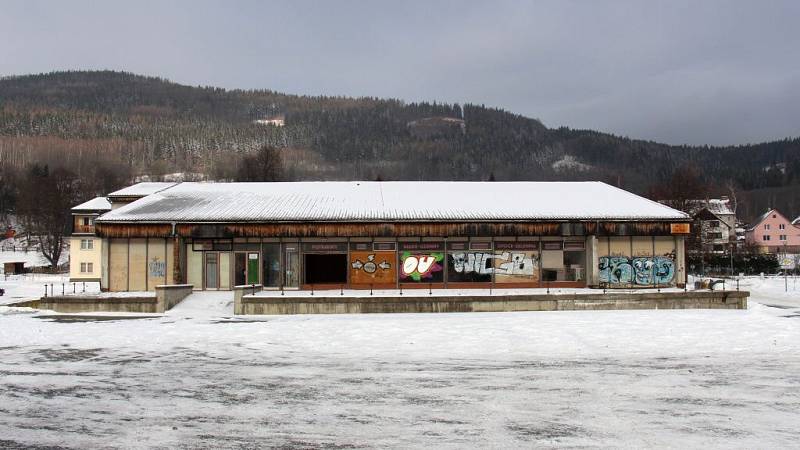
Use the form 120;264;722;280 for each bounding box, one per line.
72;181;691;292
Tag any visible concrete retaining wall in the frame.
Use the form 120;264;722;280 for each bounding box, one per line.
32;284;194;314
233;284;262;315
238;290;748;315
155;284;193;312
37;295;159;313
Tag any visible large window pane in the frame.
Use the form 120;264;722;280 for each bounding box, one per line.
262;243;281;287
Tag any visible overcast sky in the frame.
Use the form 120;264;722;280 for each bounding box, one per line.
2;0;799;146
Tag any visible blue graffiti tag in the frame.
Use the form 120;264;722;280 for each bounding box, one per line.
599;256;634;284
599;256;674;286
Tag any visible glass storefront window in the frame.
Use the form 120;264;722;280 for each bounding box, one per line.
262;243;281;287
447;251;493;282
563;251;585;281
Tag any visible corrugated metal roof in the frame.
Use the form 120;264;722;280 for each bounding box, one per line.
107;182;178;198
96;181;690;223
71;196;111;212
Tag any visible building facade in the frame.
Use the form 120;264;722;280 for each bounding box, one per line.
69;197;111;282
79;181;691;292
689;198;737;254
745;209;800;254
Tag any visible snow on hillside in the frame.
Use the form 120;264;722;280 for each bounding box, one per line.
0;277;798;448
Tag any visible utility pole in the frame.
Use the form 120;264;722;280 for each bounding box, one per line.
729;242;734;278
785;242;789;293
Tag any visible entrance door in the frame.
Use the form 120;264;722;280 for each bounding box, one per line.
262;243;281;288
205;252;219;289
247;252;260;284
235;251;261;286
234;252;247;286
284;247;299;288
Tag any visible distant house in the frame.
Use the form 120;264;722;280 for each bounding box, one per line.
745;209;800;254
407;116;466;138
685;197;737;254
3;262;25;275
253;115;285;127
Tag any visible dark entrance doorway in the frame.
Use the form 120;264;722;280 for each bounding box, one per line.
304;253;347;285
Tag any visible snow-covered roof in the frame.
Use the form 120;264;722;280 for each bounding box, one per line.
97;181;689;223
107;182;177;198
704;199;735;216
71;196;111;212
686;198;735;216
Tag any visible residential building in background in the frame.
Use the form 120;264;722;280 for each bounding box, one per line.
745;209;800;254
688;197;737;254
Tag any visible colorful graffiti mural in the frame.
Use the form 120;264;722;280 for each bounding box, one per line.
350;251;396;284
599;256;674;285
400;252;444;282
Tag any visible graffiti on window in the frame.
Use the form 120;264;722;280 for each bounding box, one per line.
599;256;674;285
494;251;539;283
448;251;540;283
400;252;444;282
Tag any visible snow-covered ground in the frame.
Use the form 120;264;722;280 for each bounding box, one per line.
0;276;799;448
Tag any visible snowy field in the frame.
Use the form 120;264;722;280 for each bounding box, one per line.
0;276;799;448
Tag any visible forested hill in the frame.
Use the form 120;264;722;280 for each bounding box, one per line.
1;70;799;221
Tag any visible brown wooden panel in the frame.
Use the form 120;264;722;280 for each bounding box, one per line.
98;220;692;239
128;239;147;291
109;239;128;292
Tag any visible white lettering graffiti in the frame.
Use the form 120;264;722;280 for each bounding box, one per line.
402;255;437;276
495;252;535;276
452;252;536;276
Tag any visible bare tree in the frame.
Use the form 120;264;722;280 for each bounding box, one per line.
16;165;81;270
235;145;283;182
647;164;709;213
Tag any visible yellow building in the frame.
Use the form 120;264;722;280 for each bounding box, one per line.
69;197;111;282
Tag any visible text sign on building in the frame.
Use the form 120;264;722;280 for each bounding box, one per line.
670;223;690;234
564;240;585;250
400;242;445;251
373;242;397;251
302;242;348;253
542;241;563;250
494;241;540;251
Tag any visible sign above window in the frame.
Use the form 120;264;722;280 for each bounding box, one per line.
302;242;348;253
494;241;540;251
401;242;445;251
670;223;691;234
373;242;397;251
